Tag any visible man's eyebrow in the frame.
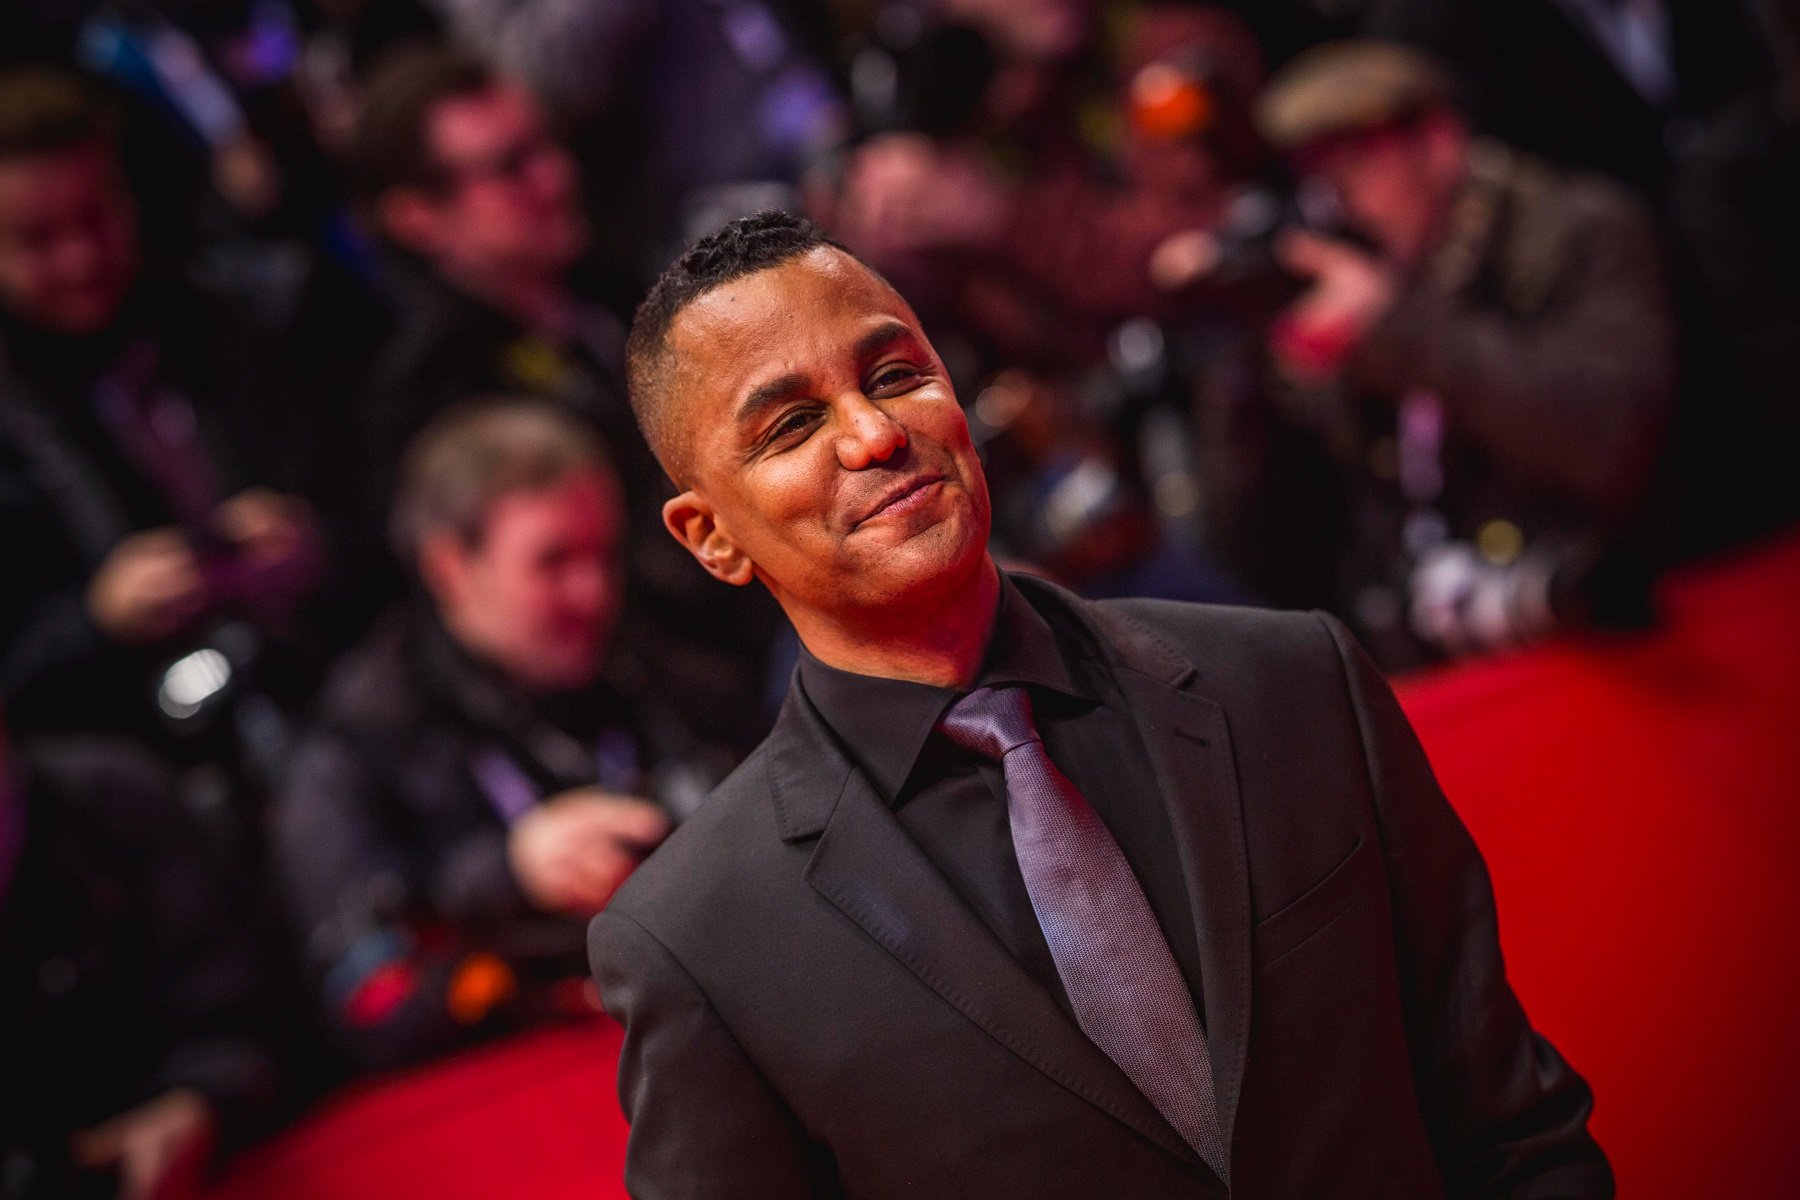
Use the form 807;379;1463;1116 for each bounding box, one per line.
855;320;916;361
732;323;920;428
735;373;811;428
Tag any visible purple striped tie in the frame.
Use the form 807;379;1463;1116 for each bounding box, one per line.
939;685;1226;1179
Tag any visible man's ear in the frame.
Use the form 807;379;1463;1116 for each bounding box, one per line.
416;528;471;609
663;490;754;586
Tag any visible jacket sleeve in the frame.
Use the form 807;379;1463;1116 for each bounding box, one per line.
1353;183;1674;512
0;476;118;721
1319;612;1615;1199
274;729;529;1072
26;739;283;1149
590;908;841;1200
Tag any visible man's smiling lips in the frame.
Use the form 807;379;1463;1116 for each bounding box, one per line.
849;473;947;528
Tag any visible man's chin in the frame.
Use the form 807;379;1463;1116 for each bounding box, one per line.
854;525;990;607
525;653;602;693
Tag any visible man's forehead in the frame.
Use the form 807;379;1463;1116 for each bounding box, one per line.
482;467;623;538
666;249;916;383
676;246;907;336
0;142;111;189
431;85;534;150
0;146;120;221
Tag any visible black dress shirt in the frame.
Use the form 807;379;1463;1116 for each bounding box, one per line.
797;573;1205;1026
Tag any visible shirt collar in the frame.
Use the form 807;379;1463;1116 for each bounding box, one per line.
797;573;1096;803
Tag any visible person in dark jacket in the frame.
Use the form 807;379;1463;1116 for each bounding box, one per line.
346;43;781;749
0;719;282;1200
274;400;725;1075
346;46;634;497
416;0;847;281
0;67;326;747
1360;0;1800;549
1250;41;1676;667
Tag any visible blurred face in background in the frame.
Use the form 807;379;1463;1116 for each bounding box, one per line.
0;141;139;335
423;468;625;693
936;0;1095;63
1302;109;1469;267
384;84;587;285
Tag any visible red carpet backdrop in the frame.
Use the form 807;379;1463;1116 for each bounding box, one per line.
1396;530;1800;1197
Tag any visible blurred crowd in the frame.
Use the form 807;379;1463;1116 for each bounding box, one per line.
1;0;1795;1195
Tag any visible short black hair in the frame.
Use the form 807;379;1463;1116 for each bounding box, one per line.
0;67;119;164
344;40;494;205
625;210;856;486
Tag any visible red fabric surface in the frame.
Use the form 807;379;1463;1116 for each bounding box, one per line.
205;531;1800;1198
206;1019;631;1200
1395;529;1800;1197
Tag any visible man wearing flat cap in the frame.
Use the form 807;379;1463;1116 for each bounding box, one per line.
588;210;1612;1197
1253;40;1676;668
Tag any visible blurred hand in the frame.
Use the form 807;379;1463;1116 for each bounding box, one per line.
70;1088;214;1200
211;489;325;612
213;489;318;570
1149;228;1220;292
508;789;672;917
213;133;282;221
835;134;1011;261
86;529;208;645
1271;230;1397;380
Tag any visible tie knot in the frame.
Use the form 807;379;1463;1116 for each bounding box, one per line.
937;685;1041;763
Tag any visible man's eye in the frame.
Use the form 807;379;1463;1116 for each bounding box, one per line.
771;410;818;441
869;365;920;393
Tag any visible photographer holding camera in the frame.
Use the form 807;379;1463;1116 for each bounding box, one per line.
1247;41;1676;666
0;67;328;758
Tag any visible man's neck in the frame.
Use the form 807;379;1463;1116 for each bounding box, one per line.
792;559;1002;689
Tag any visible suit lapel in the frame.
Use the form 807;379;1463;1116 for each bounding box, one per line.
1112;666;1254;1186
767;687;1211;1174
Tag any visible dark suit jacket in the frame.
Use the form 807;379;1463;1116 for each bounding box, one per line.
589;578;1611;1198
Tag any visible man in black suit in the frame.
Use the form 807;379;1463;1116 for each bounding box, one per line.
588;211;1612;1198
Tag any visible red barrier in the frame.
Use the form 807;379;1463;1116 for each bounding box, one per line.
207;1020;631;1200
206;530;1800;1198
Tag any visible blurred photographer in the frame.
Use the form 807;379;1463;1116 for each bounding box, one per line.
348;45;628;492
0;67;325;755
273;401;720;1075
822;4;1266;597
349;46;782;744
829;1;1265;368
1251;41;1676;666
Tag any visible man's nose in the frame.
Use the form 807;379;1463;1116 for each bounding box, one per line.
835;395;907;469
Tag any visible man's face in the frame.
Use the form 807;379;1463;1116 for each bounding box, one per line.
1305;113;1466;265
396;85;587;282
0;143;139;335
428;469;625;692
661;248;992;629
